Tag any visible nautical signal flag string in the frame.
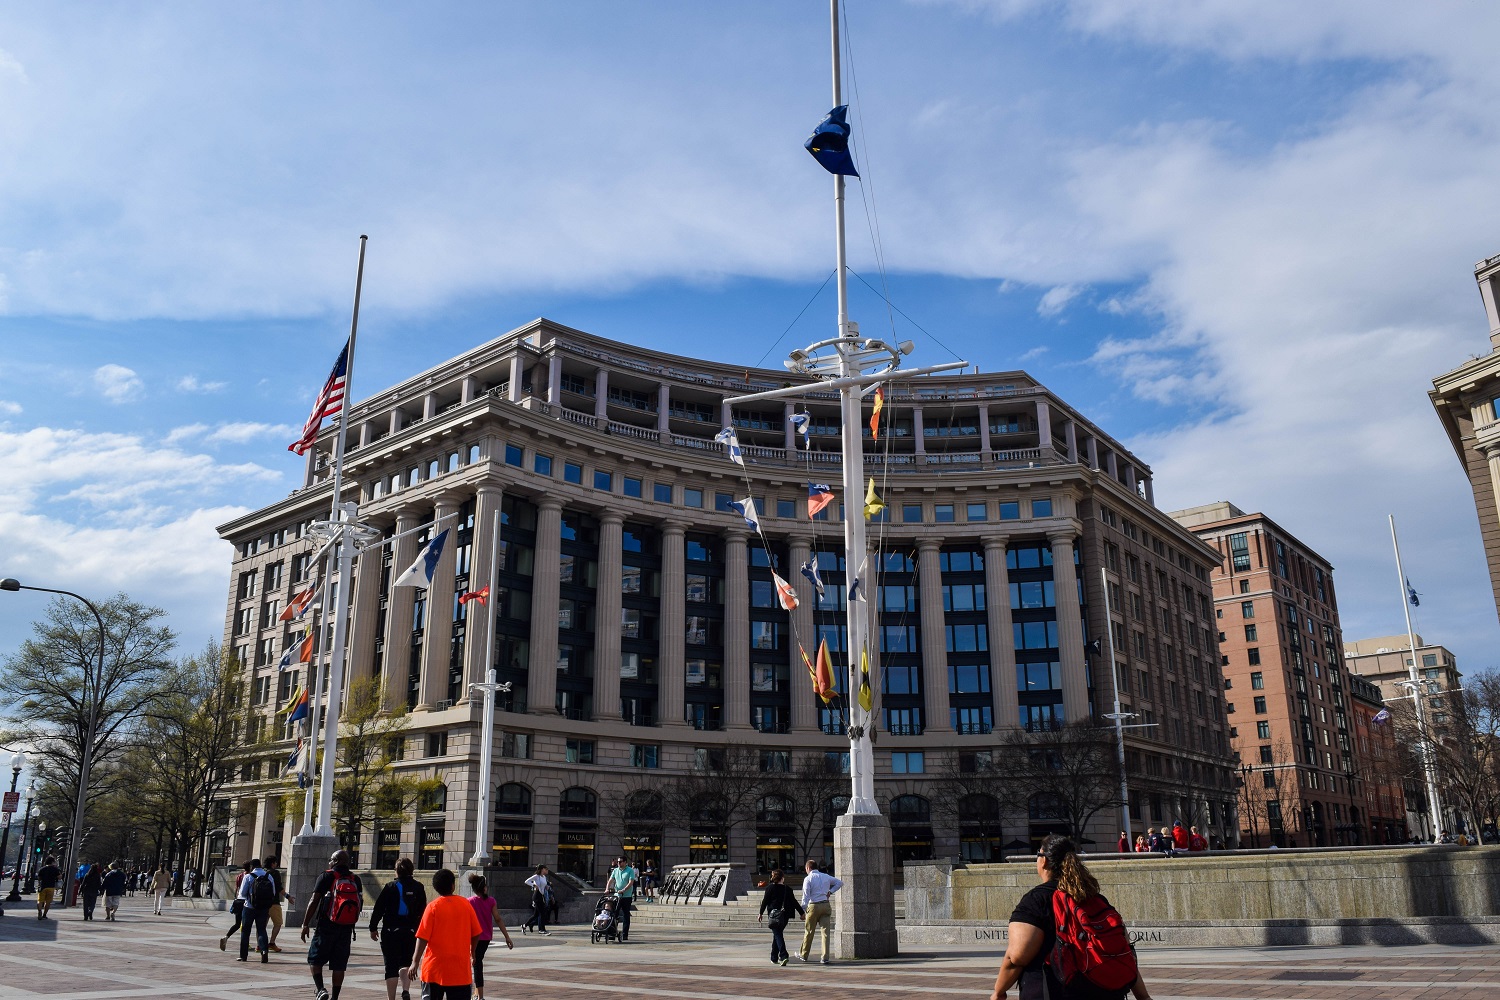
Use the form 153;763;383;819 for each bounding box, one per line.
279;582;319;622
863;478;884;521
869;386;884;440
858;645;873;713
458;585;490;606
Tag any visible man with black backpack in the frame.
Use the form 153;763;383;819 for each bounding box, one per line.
990;835;1155;1000
301;849;364;1000
235;859;278;964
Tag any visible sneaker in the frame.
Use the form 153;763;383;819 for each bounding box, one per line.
260;952;268;964
821;957;831;965
401;991;411;1000
235;957;247;963
317;990;331;1000
219;937;226;952
798;954;809;963
540;930;552;936
779;958;789;967
268;943;281;952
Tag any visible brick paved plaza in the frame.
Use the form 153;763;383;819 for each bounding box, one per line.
1;895;1498;999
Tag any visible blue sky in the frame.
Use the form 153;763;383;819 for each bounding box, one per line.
0;0;1497;682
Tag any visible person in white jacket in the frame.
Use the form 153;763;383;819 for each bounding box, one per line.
522;865;551;935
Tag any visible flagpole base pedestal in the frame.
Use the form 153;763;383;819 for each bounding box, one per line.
832;812;898;960
285;832;341;929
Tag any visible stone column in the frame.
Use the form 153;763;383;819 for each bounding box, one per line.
417;498;461;711
659;523;687;726
547;354;562;404
359;421;373;448
913;407;926;459
508;355;525;402
463;486;505;692
384;512;421;711
389;408;403;437
1123;463;1137;496
423;392;437;420
787;534;817;732
1143;476;1155;506
724;529;751;730
1485;446;1500;528
594;368;609;421
594;513;625;722
982;536;1019;730
1064;420;1078;463
461;375;476;404
978;403;992;457
916;538;947;733
1105;450;1118;479
250;794;279;865
348;537;383;687
528;498;564;716
783;401;797;453
1036;399;1053;456
657;384;671;436
1086;436;1099;471
1049;530;1090;723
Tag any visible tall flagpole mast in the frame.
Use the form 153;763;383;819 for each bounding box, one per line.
1389;515;1444;838
469;508;511;866
1100;568;1132;846
299;564;334;836
312;236;369;838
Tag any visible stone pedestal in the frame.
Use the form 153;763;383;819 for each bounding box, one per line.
832;813;898;959
284;832;341;928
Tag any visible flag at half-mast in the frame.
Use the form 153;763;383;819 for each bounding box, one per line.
807;483;835;518
869;386;884;440
814;639;837;703
289;340;349;456
789;412;811;449
858;645;873;712
799;556;825;599
283;686;310;723
714;427;744;468
772;571;799;610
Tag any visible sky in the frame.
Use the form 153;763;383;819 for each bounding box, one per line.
0;0;1498;689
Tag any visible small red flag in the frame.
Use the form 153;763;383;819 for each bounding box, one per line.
458;585;490;606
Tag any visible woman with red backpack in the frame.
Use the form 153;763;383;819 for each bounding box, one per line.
989;834;1154;1000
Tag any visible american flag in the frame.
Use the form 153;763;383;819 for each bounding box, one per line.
288;341;349;455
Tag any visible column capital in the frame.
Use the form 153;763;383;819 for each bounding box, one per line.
1046;528;1076;546
980;534;1010;553
916;536;945;552
660;520;687;537
786;533;813;549
475;483;505;499
724;528;749;544
599;511;626;526
537;496;565;513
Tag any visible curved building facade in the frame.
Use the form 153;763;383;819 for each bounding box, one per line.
217;319;1236;878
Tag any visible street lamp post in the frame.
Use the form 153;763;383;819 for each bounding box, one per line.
24;820;45;894
6;780;35;901
1;578;108;910
0;752;26;912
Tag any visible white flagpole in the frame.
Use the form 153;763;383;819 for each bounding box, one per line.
468;507;510;865
298;563;334;836
1100;568;1132;846
313;236;369;839
1389;515;1445;838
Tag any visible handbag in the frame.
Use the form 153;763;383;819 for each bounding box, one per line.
767;906;788;930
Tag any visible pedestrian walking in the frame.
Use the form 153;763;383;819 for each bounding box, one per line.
150;866;171;916
371;858;428;1000
988;834;1155;1000
757;869;804;966
102;863;127;921
641;860;657;899
81;863;103;921
797;859;843;964
220;861;255;950
606;856;638;941
35;855;62;921
466;873;513;1000
300;849;364;1000
236;860;278;964
265;856;292;953
522;865;550;935
408;868;483;1000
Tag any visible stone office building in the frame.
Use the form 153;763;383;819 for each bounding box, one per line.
216;319;1236;879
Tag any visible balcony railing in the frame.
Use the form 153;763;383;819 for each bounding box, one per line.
820;721;847;736
887;723;925;736
955;722;994;735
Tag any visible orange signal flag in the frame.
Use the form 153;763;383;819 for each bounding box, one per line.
869;386;884;440
800;643;820;695
458;585;490;606
297;628;315;664
815;639;837;703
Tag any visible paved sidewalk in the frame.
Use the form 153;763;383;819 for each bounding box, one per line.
2;895;1500;998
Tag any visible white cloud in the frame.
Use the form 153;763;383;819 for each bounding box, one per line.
204;421;296;445
0;400;20;415
92;363;143;403
0;47;26;83
1037;284;1082;318
1018;346;1049;361
0;425;282;648
176;374;227;393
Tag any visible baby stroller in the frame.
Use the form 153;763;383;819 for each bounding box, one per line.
590;892;621;943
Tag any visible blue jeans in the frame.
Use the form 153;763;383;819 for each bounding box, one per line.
770;923;789;961
239;907;269;959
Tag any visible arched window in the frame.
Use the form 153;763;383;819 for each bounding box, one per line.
559;786;597;819
757;795;794;825
496;783;532;815
890;795;931;825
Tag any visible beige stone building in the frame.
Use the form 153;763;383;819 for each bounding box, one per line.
215;319;1235;879
1431;251;1500;623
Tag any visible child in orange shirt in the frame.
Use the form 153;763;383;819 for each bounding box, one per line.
408;869;484;1000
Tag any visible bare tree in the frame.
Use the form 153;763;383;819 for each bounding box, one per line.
1001;722;1121;843
662;743;764;863
781;753;849;867
931;748;1020;860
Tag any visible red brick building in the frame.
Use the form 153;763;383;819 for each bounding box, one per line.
1170;502;1369;847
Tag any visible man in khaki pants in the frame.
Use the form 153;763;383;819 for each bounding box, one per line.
797;860;844;964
